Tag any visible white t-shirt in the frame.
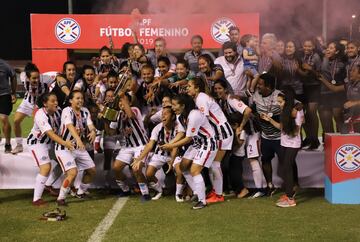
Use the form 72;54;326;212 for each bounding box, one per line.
195;92;228;126
214;56;247;96
185;110;215;149
280;110;304;148
232;130;246;157
225;95;248;114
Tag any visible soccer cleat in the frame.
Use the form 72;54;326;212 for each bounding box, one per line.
276;196;296;208
70;187;77;197
44;186;59;197
151;192;162;200
11;144;23;154
4;144;12;154
75;193;92;199
192;201;207;210
175;194;184;203
141;194;152;202
190;194;199;203
56;199;67;206
237;188;249;198
206;190;216;199
32;199;47;207
206;194;224;204
248;191;265;199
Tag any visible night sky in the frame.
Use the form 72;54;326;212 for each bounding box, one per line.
0;0;358;60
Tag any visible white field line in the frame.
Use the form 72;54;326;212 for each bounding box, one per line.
87;197;128;242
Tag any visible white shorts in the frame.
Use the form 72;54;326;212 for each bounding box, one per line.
148;154;170;169
183;145;217;168
55;149;95;172
246;132;261;159
183;146;197;160
17;99;35;117
115;146;145;165
193;148;217;168
217;135;233;151
172;156;182;168
103;135;118;150
29;143;52;166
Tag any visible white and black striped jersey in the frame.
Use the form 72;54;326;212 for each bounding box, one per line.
186;110;217;151
195;92;233;141
21;71;56;105
55;106;93;150
219;94;248;116
110;107;148;148
252;89;282;140
27;107;61;145
150;123;177;156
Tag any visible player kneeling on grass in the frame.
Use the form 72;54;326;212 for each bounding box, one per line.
55;90;97;206
160;94;218;210
109;92;151;201
132;106;185;200
28;92;74;206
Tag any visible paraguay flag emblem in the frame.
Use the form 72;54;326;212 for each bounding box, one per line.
210;17;236;44
335;144;360;173
55;18;81;44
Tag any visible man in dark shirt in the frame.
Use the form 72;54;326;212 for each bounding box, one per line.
0;59;17;153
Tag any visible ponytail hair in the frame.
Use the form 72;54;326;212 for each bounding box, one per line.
37;92;57;108
24;62;39;78
172;94;195;120
279;86;297;136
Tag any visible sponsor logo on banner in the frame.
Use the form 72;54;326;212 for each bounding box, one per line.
55;18;81;44
210;17;236;44
335;144;360;172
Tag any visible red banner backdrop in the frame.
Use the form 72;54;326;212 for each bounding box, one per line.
31;13;259;72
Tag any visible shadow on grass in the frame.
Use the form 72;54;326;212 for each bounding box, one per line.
0;190;32;203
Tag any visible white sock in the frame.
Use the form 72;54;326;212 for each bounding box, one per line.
155;169;166;188
149;181;162;193
33;174;48;201
250;159;263;189
176;183;184;196
57;186;70;200
77;183;91;195
116;179;130;192
45;161;62;187
211;162;223;196
183;171;195;193
138;183;149;195
15;137;23;146
193;174;206;204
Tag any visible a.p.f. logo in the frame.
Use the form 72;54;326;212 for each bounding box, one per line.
55;18;81;44
335;144;360;173
210;17;236;44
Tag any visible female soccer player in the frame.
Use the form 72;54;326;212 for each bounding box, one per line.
55;90;97;206
12;63;55;154
161;94;218;209
187;77;234;204
213;80;264;198
27;92;74;206
132;106;185;200
110;92;151;201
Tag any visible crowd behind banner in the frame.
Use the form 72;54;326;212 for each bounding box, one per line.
0;26;359;209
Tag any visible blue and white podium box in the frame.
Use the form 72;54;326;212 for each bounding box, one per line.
325;133;360;204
